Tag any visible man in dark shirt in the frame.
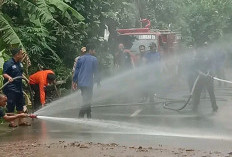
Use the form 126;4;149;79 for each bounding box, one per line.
114;43;133;71
135;45;146;67
3;48;30;127
191;44;218;112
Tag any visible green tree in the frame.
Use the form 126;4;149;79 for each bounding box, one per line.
0;0;85;78
180;0;232;46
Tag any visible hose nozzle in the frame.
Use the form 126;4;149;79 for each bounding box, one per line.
28;114;37;119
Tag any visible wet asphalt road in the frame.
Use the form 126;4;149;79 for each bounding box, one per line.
1;86;232;152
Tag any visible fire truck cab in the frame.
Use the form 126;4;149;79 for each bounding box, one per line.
116;20;181;59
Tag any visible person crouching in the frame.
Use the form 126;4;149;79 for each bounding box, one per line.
0;94;29;127
29;70;56;110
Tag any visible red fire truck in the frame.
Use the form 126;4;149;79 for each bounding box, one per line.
116;19;181;58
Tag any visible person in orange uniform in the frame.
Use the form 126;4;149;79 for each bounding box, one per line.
29;70;56;110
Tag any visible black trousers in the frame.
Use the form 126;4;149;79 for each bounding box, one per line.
192;75;218;111
30;84;42;111
5;91;24;113
79;86;93;118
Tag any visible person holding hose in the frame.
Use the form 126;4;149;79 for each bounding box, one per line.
191;42;218;112
0;94;29;127
3;47;30;127
29;70;56;110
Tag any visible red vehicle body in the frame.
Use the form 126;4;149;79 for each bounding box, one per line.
116;20;181;59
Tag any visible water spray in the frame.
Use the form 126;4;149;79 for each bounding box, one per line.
209;75;232;84
162;71;232;111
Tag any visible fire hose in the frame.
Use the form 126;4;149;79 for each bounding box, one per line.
210;76;232;84
161;72;232;111
161;75;200;111
0;76;36;117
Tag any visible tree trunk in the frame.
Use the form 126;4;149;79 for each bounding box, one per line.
134;0;141;27
0;0;3;8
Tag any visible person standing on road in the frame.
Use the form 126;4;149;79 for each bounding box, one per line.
136;45;149;102
144;42;161;103
135;45;147;67
114;43;134;72
3;48;30;127
191;42;218;112
145;42;161;64
72;44;100;118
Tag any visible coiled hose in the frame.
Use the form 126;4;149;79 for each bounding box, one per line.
161;75;200;111
0;76;35;112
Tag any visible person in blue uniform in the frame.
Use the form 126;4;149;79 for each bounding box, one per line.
144;42;161;102
72;44;100;118
3;48;30;127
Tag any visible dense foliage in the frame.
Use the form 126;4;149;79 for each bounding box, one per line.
0;0;232;81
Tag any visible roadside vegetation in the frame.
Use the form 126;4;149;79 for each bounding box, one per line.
0;0;232;90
